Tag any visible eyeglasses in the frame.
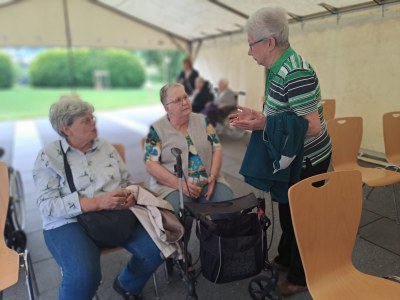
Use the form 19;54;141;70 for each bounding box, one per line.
165;95;189;106
248;37;269;51
77;114;96;126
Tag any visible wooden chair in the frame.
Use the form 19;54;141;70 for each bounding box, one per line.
112;143;126;162
321;99;336;121
0;162;19;293
288;170;400;299
0;162;37;299
327;117;400;224
383;111;400;170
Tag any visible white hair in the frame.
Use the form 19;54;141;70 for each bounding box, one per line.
245;7;289;48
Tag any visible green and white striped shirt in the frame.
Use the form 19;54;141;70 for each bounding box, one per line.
263;47;331;166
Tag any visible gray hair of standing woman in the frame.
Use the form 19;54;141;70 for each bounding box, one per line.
245;7;290;48
159;82;185;105
49;95;94;138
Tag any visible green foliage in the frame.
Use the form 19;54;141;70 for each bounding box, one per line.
0;52;14;89
105;49;146;88
29;49;73;87
29;48;146;88
134;50;186;83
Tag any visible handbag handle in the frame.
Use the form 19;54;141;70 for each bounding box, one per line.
59;140;77;193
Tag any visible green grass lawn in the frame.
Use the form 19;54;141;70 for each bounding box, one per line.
0;85;163;121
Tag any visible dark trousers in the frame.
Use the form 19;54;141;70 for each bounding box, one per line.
275;155;331;286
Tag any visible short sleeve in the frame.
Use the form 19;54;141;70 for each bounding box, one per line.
285;69;319;116
144;126;162;162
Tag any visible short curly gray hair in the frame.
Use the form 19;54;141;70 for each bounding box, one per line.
49;95;94;138
245;7;289;48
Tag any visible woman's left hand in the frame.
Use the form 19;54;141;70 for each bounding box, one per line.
204;175;216;200
120;192;136;208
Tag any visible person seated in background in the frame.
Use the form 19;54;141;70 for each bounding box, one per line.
190;76;215;113
144;83;233;215
177;57;199;96
202;78;237;126
32;96;162;300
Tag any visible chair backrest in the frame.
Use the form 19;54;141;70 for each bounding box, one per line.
288;170;362;291
383;111;400;165
321;99;336;121
0;162;19;291
112;143;125;162
326;117;362;170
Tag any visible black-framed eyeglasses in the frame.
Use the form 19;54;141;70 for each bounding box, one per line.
165;95;189;106
248;37;269;51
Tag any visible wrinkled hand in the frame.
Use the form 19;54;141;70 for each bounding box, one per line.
228;105;266;131
96;189;136;210
183;182;202;199
204;175;216;201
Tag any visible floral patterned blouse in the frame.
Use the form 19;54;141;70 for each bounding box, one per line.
145;117;221;188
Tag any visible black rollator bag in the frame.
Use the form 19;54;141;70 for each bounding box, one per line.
197;213;264;284
60;141;137;248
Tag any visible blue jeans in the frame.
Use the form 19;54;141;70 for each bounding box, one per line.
44;222;162;300
164;181;234;215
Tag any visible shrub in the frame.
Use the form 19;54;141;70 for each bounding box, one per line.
30;49;72;87
105;49;146;88
0;52;14;88
29;48;146;88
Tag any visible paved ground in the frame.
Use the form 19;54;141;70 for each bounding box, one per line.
1;105;399;300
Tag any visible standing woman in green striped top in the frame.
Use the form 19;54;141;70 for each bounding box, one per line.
230;7;332;297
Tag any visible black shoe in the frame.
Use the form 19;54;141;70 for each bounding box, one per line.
113;277;143;300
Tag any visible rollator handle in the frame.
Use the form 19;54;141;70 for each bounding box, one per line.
171;147;183;178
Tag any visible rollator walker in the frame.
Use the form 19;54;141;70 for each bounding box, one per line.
169;147;281;300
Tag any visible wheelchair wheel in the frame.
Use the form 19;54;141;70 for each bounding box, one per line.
9;167;26;230
249;275;282;300
7;229;27;253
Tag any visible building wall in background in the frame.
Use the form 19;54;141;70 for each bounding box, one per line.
196;5;400;155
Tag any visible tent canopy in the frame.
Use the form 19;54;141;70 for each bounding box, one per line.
1;0;398;52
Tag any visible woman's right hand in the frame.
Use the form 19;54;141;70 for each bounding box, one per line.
183;181;202;199
95;189;134;210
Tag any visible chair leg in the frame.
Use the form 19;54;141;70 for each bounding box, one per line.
391;185;400;224
19;250;38;300
365;186;375;200
164;259;171;283
152;272;160;300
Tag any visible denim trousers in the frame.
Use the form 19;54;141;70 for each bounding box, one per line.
44;221;163;300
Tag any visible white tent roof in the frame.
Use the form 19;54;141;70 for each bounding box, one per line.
1;0;399;50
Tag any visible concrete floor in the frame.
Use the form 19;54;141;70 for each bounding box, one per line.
1;105;399;300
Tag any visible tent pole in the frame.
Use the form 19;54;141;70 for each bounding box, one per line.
62;0;76;92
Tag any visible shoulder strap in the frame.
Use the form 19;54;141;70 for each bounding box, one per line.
59;140;77;193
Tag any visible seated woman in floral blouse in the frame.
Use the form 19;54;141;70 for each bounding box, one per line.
144;83;233;214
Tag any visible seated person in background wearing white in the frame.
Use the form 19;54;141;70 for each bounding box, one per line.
202;79;237;126
32;96;162;300
190;77;215;113
144;83;233;215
